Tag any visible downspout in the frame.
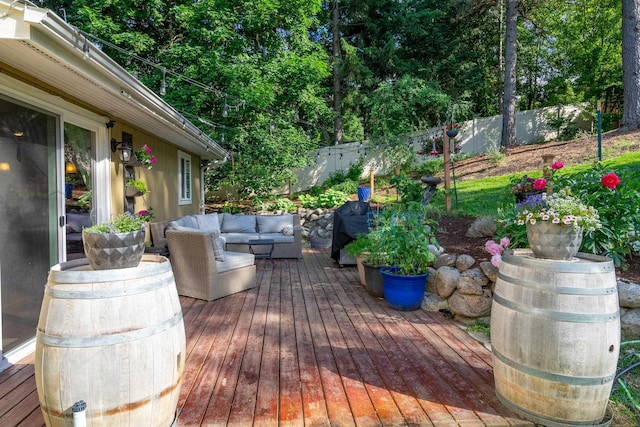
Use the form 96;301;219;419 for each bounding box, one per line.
200;162;209;214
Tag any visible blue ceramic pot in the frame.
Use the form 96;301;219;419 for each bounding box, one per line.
357;186;371;202
380;266;428;311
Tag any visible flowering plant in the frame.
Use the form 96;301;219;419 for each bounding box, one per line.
84;212;148;233
515;188;601;232
446;123;462;130
134;144;157;169
511;162;564;195
485;237;510;268
137;207;155;222
509;175;546;195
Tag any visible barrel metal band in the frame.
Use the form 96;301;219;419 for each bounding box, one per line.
45;275;174;299
497;272;617;295
503;252;614;273
493;293;619;323
37;311;183;348
495;392;614;427
493;348;615;386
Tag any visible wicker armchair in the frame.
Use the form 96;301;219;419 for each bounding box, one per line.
165;229;256;301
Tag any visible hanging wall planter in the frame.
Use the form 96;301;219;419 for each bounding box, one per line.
125;179;149;197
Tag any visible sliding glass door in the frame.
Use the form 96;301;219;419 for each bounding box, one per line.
0;96;57;354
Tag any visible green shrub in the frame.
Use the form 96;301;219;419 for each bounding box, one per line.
331;180;358;195
270;197;296;212
323;169;348;188
415;159;444;177
317;189;350;208
299;189;350;208
554;163;640;266
389;172;424;204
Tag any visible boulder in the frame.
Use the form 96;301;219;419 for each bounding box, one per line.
618;281;640;308
456;268;489;296
422;292;449;312
435;266;460;298
455;254;476;272
480;261;499;283
621;308;640;336
426;267;438;293
434;253;457;269
448;289;493;318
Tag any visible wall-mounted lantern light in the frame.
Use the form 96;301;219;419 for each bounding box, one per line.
111;132;133;164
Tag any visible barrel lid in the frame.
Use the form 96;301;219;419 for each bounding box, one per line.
49;255;170;283
502;249;614;273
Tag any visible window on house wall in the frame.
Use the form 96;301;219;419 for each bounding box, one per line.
178;150;192;205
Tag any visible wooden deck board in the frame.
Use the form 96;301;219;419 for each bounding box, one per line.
0;248;533;426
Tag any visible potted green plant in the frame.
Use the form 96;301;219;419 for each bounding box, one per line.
515;187;601;260
358;215;393;297
379;203;440;310
82;211;151;270
344;233;371;286
126;179;150;197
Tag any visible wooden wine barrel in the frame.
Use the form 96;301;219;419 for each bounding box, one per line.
491;249;619;426
35;255;186;427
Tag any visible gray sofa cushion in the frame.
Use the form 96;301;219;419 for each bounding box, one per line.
195;213;221;233
222;232;261;244
256;214;293;233
258;233;295;244
221;214;257;233
216;251;255;273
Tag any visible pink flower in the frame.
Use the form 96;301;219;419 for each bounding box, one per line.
144;144;152;155
150;156;157;163
491;254;502;268
533;178;547;191
138;210;148;216
484;240;503;255
601;172;620;190
500;237;510;247
551;161;564;170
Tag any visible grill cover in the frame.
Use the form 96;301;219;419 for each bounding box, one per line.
331;201;371;261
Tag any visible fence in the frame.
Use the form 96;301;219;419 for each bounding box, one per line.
282;104;589;194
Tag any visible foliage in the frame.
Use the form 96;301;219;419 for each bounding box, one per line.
76;190;92;210
415;159;444;177
378;202;439;275
389;172;423;204
137;207;155;222
134;144;156;169
554;163;640;265
611;340;640;418
298;189;349;209
269;197;296;212
85;212;149;233
331;180;358;195
343;233;371;258
126;179;150;195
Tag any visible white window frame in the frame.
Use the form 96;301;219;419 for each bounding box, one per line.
178;150;192;205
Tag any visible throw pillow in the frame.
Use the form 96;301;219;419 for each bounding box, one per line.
282;225;294;236
195;213;220;232
209;231;226;262
257;214;293;233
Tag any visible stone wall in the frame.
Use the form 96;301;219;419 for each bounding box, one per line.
422;252;640;336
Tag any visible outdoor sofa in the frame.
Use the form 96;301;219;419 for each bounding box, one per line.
149;213;302;301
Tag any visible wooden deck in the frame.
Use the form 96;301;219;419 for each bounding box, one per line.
0;248;532;426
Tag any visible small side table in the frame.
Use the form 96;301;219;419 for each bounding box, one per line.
248;239;275;265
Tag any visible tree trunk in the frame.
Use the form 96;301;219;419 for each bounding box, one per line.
501;0;517;147
622;0;640;130
497;0;504;113
332;0;343;144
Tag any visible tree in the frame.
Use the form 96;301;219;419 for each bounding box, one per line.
501;0;517;147
622;0;640;130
